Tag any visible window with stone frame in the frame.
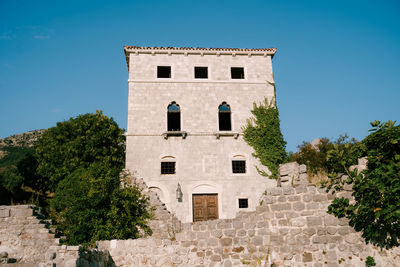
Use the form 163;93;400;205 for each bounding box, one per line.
238;198;248;208
157;66;171;78
167;102;181;131
161;161;176;174
218;102;231;131
232;160;246;173
194;67;208;79
231;67;245;79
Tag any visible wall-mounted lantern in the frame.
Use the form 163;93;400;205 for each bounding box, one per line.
176;183;183;202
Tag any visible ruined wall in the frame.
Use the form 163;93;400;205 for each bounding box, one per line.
0;205;113;267
97;182;400;267
2;161;400;266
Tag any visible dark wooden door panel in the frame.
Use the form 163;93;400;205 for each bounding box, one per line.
193;194;218;222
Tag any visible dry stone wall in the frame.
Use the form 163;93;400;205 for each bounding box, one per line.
97;162;400;267
0;205;114;267
97;184;400;267
2;162;400;266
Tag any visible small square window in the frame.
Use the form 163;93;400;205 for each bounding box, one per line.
157;66;171;78
194;67;208;79
161;162;175;174
231;67;245;79
239;198;248;208
232;160;246;173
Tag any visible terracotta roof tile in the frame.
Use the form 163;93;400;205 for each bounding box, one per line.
124;46;276;53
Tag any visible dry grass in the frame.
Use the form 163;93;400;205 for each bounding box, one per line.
308;171;329;186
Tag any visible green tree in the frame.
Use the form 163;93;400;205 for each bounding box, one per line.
328;121;400;249
35;111;125;192
293;135;362;177
51;163;151;245
0;146;41;204
35;111;152;246
243;98;287;179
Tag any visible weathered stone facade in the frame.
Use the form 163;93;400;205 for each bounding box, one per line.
94;162;400;267
0;205;113;267
2;162;400;266
124;46;277;223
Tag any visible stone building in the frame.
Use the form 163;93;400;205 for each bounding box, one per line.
124;46;277;223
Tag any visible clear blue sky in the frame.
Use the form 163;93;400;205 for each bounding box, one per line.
0;0;399;152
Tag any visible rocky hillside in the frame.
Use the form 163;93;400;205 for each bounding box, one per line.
0;129;46;159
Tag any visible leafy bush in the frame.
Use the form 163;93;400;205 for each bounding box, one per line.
328;121;400;249
365;256;376;267
51;163;151;245
35;111;125;192
293;135;362;177
35;111;152;246
0;146;42;204
243;98;287;179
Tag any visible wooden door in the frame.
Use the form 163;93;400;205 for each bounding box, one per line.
193;194;218;222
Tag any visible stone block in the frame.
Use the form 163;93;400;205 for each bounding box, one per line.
211;254;222;262
262;196;275;204
295;186;308;194
327;235;343;243
220;237;232;247
223;229;235;237
283;187;295;195
306;203;319;210
0;209;9;218
338;227;350;236
344;233;359;244
303;252;313;262
299;164;307;173
307;217;322;226
269;187;283;196
207;238;219;247
197;231;209;240
304;228;316;236
285;211;299;219
10;207;33;217
251;236;263;246
312;236;327;244
270;203;291;211
287;195;301;202
303;194;313;202
326;227;337;235
324;215;338;226
313;194;327;202
278;219;288;226
279;162;299;176
296;235;310;245
293;202;305;211
291;217;306;227
224;259;233;267
277;196;286;202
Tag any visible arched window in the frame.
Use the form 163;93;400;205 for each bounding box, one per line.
167;102;181;131
218;102;231;131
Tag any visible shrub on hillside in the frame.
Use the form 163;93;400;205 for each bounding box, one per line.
35;111;152;246
328;121;400;249
293;135;363;177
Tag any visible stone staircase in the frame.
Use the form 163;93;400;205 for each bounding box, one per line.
0;205;61;266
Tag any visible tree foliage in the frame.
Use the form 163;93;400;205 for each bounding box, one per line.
243;98;287;179
293;135;362;177
0;146;42;204
51;163;151;245
328;121;400;249
35;111;152;246
35;111;125;192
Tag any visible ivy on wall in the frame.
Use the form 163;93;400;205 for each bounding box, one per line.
243;94;287;179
